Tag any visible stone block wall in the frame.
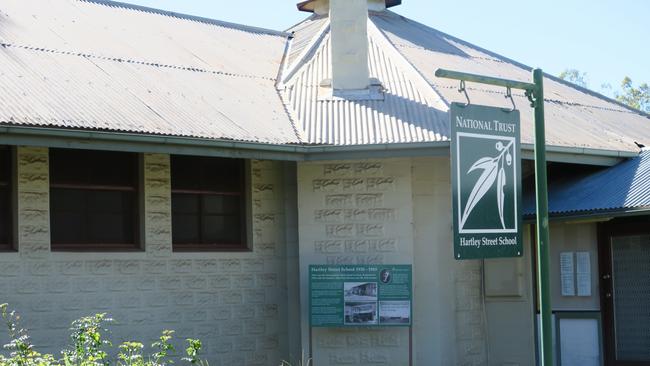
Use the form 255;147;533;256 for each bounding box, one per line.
298;159;413;366
0;147;293;366
298;157;488;366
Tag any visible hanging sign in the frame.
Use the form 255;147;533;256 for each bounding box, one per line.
451;103;522;259
309;265;412;327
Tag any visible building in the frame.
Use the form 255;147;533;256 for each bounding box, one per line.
0;0;649;365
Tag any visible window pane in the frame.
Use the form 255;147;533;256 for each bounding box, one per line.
202;195;241;215
50;188;85;212
171;155;246;250
201;158;243;192
50;148;136;187
87;190;126;213
50;149;139;249
0;147;10;184
172;214;200;244
0;187;11;246
90;150;136;187
51;211;86;243
172;194;199;214
202;215;241;244
0;147;11;248
50;148;88;184
50;188;136;246
87;212;131;244
170;155;201;191
171;155;244;193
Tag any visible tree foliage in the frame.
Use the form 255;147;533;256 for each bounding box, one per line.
615;77;650;113
558;69;587;88
558;69;649;113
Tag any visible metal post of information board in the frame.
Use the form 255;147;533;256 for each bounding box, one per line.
530;69;552;366
435;68;552;366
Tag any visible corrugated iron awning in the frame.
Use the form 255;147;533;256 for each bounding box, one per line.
524;151;650;218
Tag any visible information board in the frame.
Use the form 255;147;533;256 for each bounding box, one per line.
309;265;412;327
451;103;523;259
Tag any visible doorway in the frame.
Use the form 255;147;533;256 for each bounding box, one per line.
599;219;650;365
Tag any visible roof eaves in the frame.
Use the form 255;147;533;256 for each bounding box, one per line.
524;206;650;223
80;0;291;38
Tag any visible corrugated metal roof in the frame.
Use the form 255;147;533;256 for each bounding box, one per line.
4;1;650;152
523;151;650;216
0;0;300;144
280;20;448;145
370;11;650;152
285;15;329;72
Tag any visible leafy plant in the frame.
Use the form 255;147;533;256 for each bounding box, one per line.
62;314;113;366
279;351;311;366
181;340;206;366
150;331;175;366
0;305;206;366
0;303;58;366
116;342;144;366
460;140;513;229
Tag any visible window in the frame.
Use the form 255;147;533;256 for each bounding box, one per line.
171;155;247;251
49;148;139;251
0;146;13;251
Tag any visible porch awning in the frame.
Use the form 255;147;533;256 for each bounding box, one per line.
523;150;650;218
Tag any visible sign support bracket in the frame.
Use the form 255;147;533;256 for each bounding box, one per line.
436;68;552;366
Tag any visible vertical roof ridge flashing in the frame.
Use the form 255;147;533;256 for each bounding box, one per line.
368;14;449;111
279;19;331;86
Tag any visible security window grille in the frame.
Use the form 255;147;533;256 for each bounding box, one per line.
49;148;140;251
0;147;13;251
171;155;247;251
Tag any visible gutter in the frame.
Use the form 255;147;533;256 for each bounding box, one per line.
0;125;636;165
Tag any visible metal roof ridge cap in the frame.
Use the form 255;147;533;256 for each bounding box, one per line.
79;0;291;37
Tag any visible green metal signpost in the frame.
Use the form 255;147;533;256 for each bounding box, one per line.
436;68;552;366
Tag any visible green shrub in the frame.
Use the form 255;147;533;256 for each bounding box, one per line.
0;305;206;366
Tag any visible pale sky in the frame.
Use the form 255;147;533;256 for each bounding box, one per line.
123;0;649;95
